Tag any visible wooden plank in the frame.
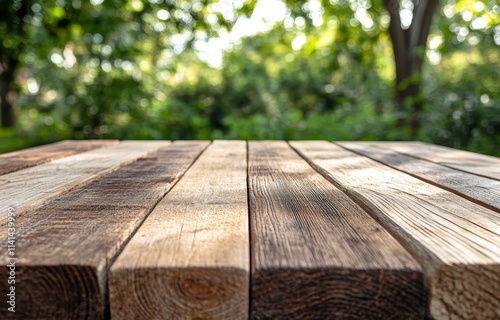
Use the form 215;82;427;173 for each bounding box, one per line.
248;141;425;319
0;141;168;226
109;140;249;319
291;141;500;320
0;141;209;320
0;139;118;176
370;141;500;180
337;142;500;213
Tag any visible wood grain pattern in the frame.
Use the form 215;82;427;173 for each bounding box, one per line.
0;141;209;320
0;139;118;176
337;142;500;213
109;140;249;319
369;141;500;180
248;141;425;319
291;141;500;320
0;141;168;226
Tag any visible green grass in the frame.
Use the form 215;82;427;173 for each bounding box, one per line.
0;128;45;154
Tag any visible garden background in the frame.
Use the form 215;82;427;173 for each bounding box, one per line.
1;0;499;155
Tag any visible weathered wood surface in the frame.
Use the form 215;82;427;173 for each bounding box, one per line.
248;141;425;319
291;141;500;320
338;141;500;213
0;141;208;320
109;141;249;320
0;139;118;176
370;141;500;181
2;139;498;319
0;141;167;226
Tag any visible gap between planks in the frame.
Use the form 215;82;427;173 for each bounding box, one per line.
0;140;119;176
336;141;500;214
367;141;500;181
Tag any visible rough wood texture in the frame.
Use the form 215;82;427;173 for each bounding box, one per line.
248;141;425;319
0;139;118;176
109;140;249;319
291;141;500;320
0;141;167;226
370;141;500;180
0;141;209;320
338;142;500;213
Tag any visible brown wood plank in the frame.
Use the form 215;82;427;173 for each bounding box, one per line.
291;141;500;320
371;141;500;180
337;142;500;213
248;141;425;319
109;140;249;319
0;141;168;226
0;139;118;176
0;141;209;320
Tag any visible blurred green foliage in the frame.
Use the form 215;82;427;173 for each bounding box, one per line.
1;0;499;156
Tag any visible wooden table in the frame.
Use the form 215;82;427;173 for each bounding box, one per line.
1;140;499;319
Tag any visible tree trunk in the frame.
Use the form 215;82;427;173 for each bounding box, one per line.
0;58;18;128
0;1;28;128
383;0;439;137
